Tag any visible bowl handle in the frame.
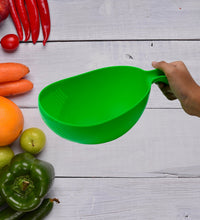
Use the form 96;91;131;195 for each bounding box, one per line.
147;69;169;84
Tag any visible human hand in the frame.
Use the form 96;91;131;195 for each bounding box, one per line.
152;61;200;116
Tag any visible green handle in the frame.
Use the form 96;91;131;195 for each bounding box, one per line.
147;69;168;84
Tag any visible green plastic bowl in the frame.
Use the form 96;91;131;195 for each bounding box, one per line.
38;66;168;144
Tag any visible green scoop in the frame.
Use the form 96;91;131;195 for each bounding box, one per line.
38;66;168;144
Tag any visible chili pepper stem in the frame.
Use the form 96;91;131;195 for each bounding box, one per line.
50;198;60;203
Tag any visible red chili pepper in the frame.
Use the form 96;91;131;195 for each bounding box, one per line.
15;0;30;41
25;0;40;44
36;0;51;46
8;0;23;41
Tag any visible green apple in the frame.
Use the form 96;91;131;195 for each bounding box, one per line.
0;146;14;169
20;128;46;154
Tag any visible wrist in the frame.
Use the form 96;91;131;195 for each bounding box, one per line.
182;84;200;116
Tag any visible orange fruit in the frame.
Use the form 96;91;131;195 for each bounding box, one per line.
0;96;24;146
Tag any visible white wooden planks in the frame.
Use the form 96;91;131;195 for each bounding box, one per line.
1;0;200;41
0;41;200;108
11;108;200;178
46;178;200;219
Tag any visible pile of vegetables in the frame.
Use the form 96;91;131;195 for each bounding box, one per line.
9;0;51;45
0;61;59;218
0;122;59;219
0;152;59;219
0;0;51;51
0;62;33;96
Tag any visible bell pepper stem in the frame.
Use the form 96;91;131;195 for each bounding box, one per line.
50;198;60;203
13;175;34;196
22;180;30;191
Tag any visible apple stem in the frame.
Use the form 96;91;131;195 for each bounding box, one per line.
31;140;35;147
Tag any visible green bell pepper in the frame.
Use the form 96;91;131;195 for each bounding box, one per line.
0;152;55;212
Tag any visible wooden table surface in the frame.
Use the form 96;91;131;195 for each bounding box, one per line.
1;0;200;219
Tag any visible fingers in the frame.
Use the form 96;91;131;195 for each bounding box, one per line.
152;60;186;70
152;61;175;73
152;61;179;101
152;60;196;105
157;82;177;100
152;61;190;79
169;61;181;67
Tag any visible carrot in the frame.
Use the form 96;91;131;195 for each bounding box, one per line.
0;63;30;83
0;79;33;96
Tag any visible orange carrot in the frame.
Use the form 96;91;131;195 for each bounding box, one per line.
0;63;30;83
0;79;33;96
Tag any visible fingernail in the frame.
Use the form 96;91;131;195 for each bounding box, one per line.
152;61;158;66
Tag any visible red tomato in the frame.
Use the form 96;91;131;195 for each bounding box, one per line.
1;34;19;52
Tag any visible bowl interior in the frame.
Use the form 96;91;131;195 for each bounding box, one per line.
39;66;150;126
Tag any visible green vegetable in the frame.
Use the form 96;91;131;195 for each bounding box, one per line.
0;169;5;207
21;198;60;220
0;152;55;212
0;206;24;220
0;193;5;207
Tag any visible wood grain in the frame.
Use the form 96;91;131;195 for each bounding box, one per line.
11;108;200;178
0;1;200;218
1;0;200;40
46;178;200;219
0;41;199;108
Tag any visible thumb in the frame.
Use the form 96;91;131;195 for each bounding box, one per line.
152;61;174;73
